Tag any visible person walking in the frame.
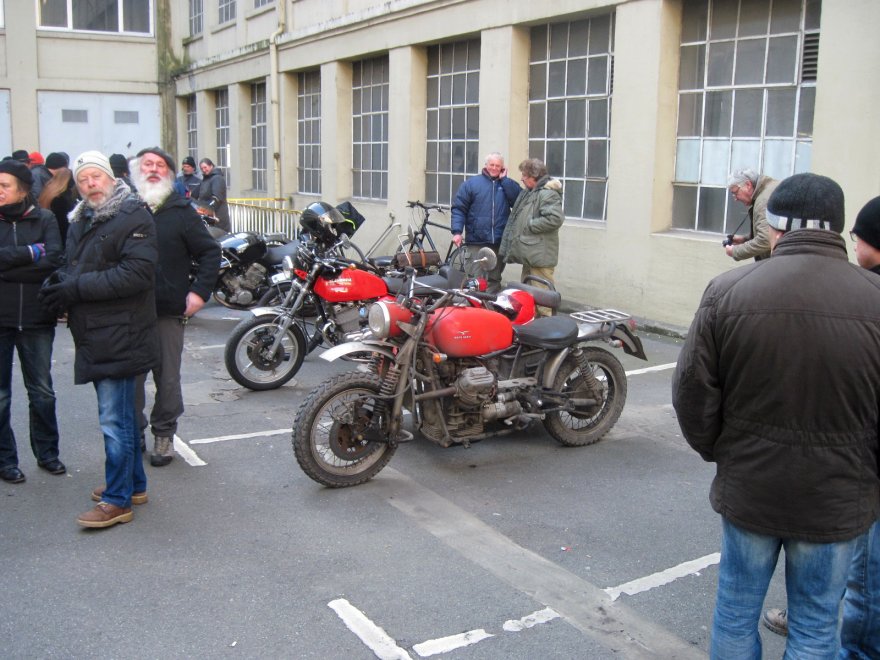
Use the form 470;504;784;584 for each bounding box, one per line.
0;159;64;484
450;152;521;292
672;173;880;658
131;147;219;467
39;150;158;529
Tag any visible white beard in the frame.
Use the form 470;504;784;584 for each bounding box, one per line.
133;169;174;210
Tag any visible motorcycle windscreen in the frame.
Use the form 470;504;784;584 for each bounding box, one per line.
426;307;514;358
313;268;388;303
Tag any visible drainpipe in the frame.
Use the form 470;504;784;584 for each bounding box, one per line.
269;2;287;201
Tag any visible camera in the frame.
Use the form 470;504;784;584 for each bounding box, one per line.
721;234;734;247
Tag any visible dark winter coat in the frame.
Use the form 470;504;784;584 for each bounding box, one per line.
152;192;220;317
451;171;521;245
499;177;564;268
62;182;159;384
177;172;202;199
0;203;62;329
672;229;880;543
197;169;230;232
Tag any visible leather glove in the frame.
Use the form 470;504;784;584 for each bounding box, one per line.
39;272;78;316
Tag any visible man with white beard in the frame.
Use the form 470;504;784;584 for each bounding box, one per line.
131;147;219;468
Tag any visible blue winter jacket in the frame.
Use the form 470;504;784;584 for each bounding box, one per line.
451;170;521;245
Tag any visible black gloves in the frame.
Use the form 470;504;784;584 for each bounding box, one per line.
39;271;79;316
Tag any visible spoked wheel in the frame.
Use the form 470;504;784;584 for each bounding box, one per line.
543;347;627;447
213;290;258;310
224;315;306;390
445;245;469;277
292;372;397;487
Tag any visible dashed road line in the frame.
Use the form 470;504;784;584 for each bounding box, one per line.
625;362;677;376
173;434;206;466
329;598;412;660
189;428;290;444
604;553;720;602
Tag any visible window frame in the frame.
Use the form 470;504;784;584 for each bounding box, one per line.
36;0;154;36
297;70;322;195
189;0;203;37
250;81;268;192
352;56;389;201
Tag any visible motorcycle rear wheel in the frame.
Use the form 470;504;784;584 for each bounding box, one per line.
292;372;397;487
543;347;627;447
225;315;306;390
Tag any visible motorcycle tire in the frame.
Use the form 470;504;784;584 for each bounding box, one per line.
213;290;260;310
257;283;320;318
292;372;397;488
225;315;306;391
543;347;627;447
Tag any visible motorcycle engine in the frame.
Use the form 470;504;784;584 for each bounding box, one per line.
220;263;267;305
454;367;496;407
332;303;368;333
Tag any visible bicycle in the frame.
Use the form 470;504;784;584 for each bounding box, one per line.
397;200;468;276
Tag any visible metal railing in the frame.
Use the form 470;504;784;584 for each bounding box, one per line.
228;198;300;238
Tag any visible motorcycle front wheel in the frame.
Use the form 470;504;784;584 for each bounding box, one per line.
224;315;306;390
292;372;397;487
543;347;627;447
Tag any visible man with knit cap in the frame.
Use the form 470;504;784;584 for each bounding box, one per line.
39;150;158;529
672;173;880;658
131;146;219;468
0;159;64;484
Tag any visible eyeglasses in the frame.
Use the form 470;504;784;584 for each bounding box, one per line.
729;187;740;198
850;231;859;243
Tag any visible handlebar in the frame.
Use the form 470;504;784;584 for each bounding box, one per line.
406;200;447;212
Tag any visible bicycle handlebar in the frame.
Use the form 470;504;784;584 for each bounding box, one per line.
406;200;446;212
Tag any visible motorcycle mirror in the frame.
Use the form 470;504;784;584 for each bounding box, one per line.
471;246;497;274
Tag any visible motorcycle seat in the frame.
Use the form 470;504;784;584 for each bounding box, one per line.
383;273;449;295
264;240;301;265
504;282;561;310
513;315;578;349
372;255;394;269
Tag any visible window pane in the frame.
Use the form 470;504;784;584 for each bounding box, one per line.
679;44;706;90
74;0;118;31
703;90;732;137
588;14;611;54
566;59;586;96
123;0;150;32
547;101;565;138
40;0;67;27
763;139;793;178
589;99;608;137
730;140;761;173
678;93;703;137
529;104;545;138
765;88;796;136
701;140;731;185
707;41;734;86
569;21;588;57
566;141;585;178
770;0;801;33
584;181;606;219
675;139;701;182
587;140;607;178
732;88;763;137
680;0;707;42
710;1;737;40
548;61;566;97
797;86;815;137
530;25;547;61
738;0;769;37
529;64;546;101
546;141;564;175
804;0;821;31
549;23;568;59
587;56;608;95
672;185;698;229
564;180;584;217
566;99;585;137
734;38;766;85
698;187;726;233
794;141;812;173
766;35;797;84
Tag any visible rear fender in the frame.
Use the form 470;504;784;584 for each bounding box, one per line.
611;325;648;360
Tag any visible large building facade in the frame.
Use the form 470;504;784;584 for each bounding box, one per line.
2;1;878;327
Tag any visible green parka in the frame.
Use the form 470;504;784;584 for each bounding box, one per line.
499;176;563;268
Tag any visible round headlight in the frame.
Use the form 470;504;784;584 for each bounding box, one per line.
368;302;392;339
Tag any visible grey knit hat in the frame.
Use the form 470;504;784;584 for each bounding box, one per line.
766;173;845;233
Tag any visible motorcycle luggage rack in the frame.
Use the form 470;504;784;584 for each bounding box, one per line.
569;309;631;324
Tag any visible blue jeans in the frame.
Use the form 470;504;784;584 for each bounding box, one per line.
840;520;880;659
93;377;146;507
712;516;857;660
0;326;60;469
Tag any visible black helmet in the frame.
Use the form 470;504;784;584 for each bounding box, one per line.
299;201;345;246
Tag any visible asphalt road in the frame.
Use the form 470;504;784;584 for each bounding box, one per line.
1;302;789;659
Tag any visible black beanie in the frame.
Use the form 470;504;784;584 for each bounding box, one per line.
109;153;129;176
0;159;34;187
45;152;69;169
766;173;845;233
853;196;880;250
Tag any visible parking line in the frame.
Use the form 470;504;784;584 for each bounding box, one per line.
413;629;493;657
328;598;412;660
173;435;206;467
625;362;676;376
604;553;720;602
189;428;290;444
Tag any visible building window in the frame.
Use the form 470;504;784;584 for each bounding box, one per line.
114;110;139;124
425;39;480;206
219;0;236;24
38;0;153;35
189;0;203;36
529;15;614;221
62;109;88;123
251;82;268;192
254;0;273;8
215;88;231;187
352;56;389;200
297;70;321;195
673;0;821;234
186;95;198;162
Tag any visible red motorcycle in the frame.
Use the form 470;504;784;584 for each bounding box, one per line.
291;250;648;488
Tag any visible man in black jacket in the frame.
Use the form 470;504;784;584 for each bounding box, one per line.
672;173;880;657
132;147;220;467
40;150;159;529
0;159;64;483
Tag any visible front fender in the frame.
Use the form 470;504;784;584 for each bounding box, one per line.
248;306;281;318
319;340;397;363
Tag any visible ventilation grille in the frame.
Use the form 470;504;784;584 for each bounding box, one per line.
801;32;819;83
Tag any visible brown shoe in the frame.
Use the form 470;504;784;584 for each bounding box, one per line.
91;486;148;506
77;502;133;528
761;608;788;636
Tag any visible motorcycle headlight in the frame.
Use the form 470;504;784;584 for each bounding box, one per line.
282;255;295;279
368;300;412;339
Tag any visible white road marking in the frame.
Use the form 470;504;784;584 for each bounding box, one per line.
502;607;560;632
604;552;721;602
191;343;225;350
413;629;493;657
328;599;413;660
625;362;677;376
189;428;290;444
173;435;206;467
375;468;704;659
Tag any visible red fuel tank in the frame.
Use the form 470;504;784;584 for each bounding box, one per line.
426;307;513;358
313;267;388;303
